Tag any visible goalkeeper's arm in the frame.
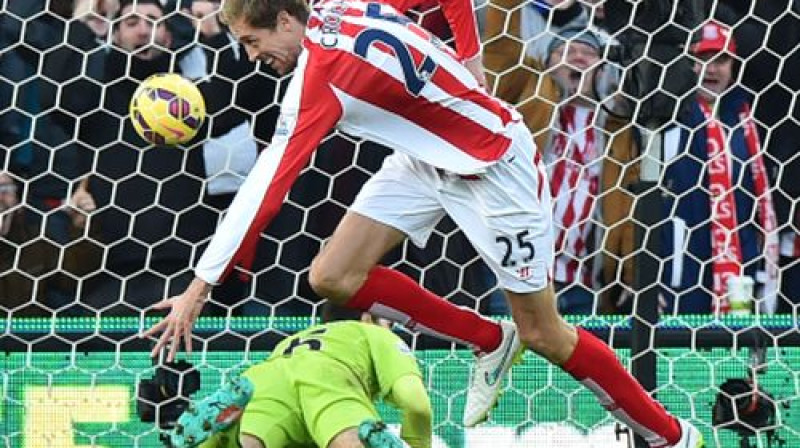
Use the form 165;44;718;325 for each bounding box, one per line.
385;374;433;448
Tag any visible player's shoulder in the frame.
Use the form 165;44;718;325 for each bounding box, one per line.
361;324;415;355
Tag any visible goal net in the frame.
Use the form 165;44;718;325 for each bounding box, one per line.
2;0;799;447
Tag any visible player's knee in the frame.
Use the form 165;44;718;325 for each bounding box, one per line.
309;257;359;303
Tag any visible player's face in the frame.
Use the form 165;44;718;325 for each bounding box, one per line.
114;3;172;60
548;41;602;101
694;51;734;102
230;12;305;75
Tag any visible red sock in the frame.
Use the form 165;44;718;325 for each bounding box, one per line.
562;328;681;447
346;266;502;352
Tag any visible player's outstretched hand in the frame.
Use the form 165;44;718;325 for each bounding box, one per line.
141;277;211;362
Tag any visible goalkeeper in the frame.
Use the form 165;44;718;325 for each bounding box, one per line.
168;310;432;448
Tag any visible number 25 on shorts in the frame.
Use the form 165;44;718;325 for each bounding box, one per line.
496;230;535;268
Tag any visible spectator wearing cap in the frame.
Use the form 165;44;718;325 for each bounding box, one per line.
483;0;640;314
659;21;779;314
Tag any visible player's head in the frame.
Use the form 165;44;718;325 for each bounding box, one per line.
321;302;366;323
221;0;310;74
546;27;604;103
692;21;737;102
320;302;392;328
113;0;172;60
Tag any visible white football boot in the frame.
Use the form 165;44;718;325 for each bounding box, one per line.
670;418;705;448
463;320;524;427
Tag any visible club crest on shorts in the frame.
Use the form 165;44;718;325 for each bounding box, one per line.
517;261;546;281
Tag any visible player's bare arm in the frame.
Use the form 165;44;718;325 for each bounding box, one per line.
386;375;433;448
462;53;486;87
142;276;211;361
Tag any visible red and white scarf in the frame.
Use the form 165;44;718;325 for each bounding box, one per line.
780;232;800;257
548;105;601;284
700;101;779;314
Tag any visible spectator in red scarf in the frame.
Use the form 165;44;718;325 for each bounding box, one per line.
660;21;779;314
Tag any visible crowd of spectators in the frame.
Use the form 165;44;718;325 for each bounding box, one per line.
0;0;798;319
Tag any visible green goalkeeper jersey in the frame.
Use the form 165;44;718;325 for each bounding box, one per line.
198;321;431;448
267;320;421;400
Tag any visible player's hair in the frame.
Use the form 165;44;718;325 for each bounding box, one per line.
320;302;366;323
220;0;310;30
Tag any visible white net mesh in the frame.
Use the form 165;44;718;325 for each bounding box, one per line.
1;0;800;447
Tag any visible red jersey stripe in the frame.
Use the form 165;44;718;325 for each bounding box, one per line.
310;42;511;161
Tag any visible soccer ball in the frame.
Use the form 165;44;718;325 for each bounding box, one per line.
129;73;206;146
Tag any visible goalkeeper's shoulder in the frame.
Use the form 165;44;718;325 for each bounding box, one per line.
360;322;410;348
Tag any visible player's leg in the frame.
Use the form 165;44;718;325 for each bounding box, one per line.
508;287;703;446
234;361;310;448
435;128;552;426
506;288;692;447
309;210;405;303
300;357;408;448
308;153;503;353
504;286;576;363
168;376;254;447
460;123;700;446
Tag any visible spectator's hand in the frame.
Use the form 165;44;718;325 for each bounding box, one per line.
463;54;487;88
73;0;118;38
142;277;211;362
191;0;223;38
67;183;96;229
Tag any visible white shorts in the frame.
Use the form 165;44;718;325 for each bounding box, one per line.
350;122;554;293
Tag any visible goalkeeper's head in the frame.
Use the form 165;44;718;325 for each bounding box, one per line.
321;302;392;328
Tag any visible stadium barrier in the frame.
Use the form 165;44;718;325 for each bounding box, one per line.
3;315;797;447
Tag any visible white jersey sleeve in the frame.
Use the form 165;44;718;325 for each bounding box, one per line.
194;50;342;284
196;0;522;283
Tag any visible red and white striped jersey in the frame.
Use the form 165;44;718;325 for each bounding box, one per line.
195;0;522;284
547;105;601;284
